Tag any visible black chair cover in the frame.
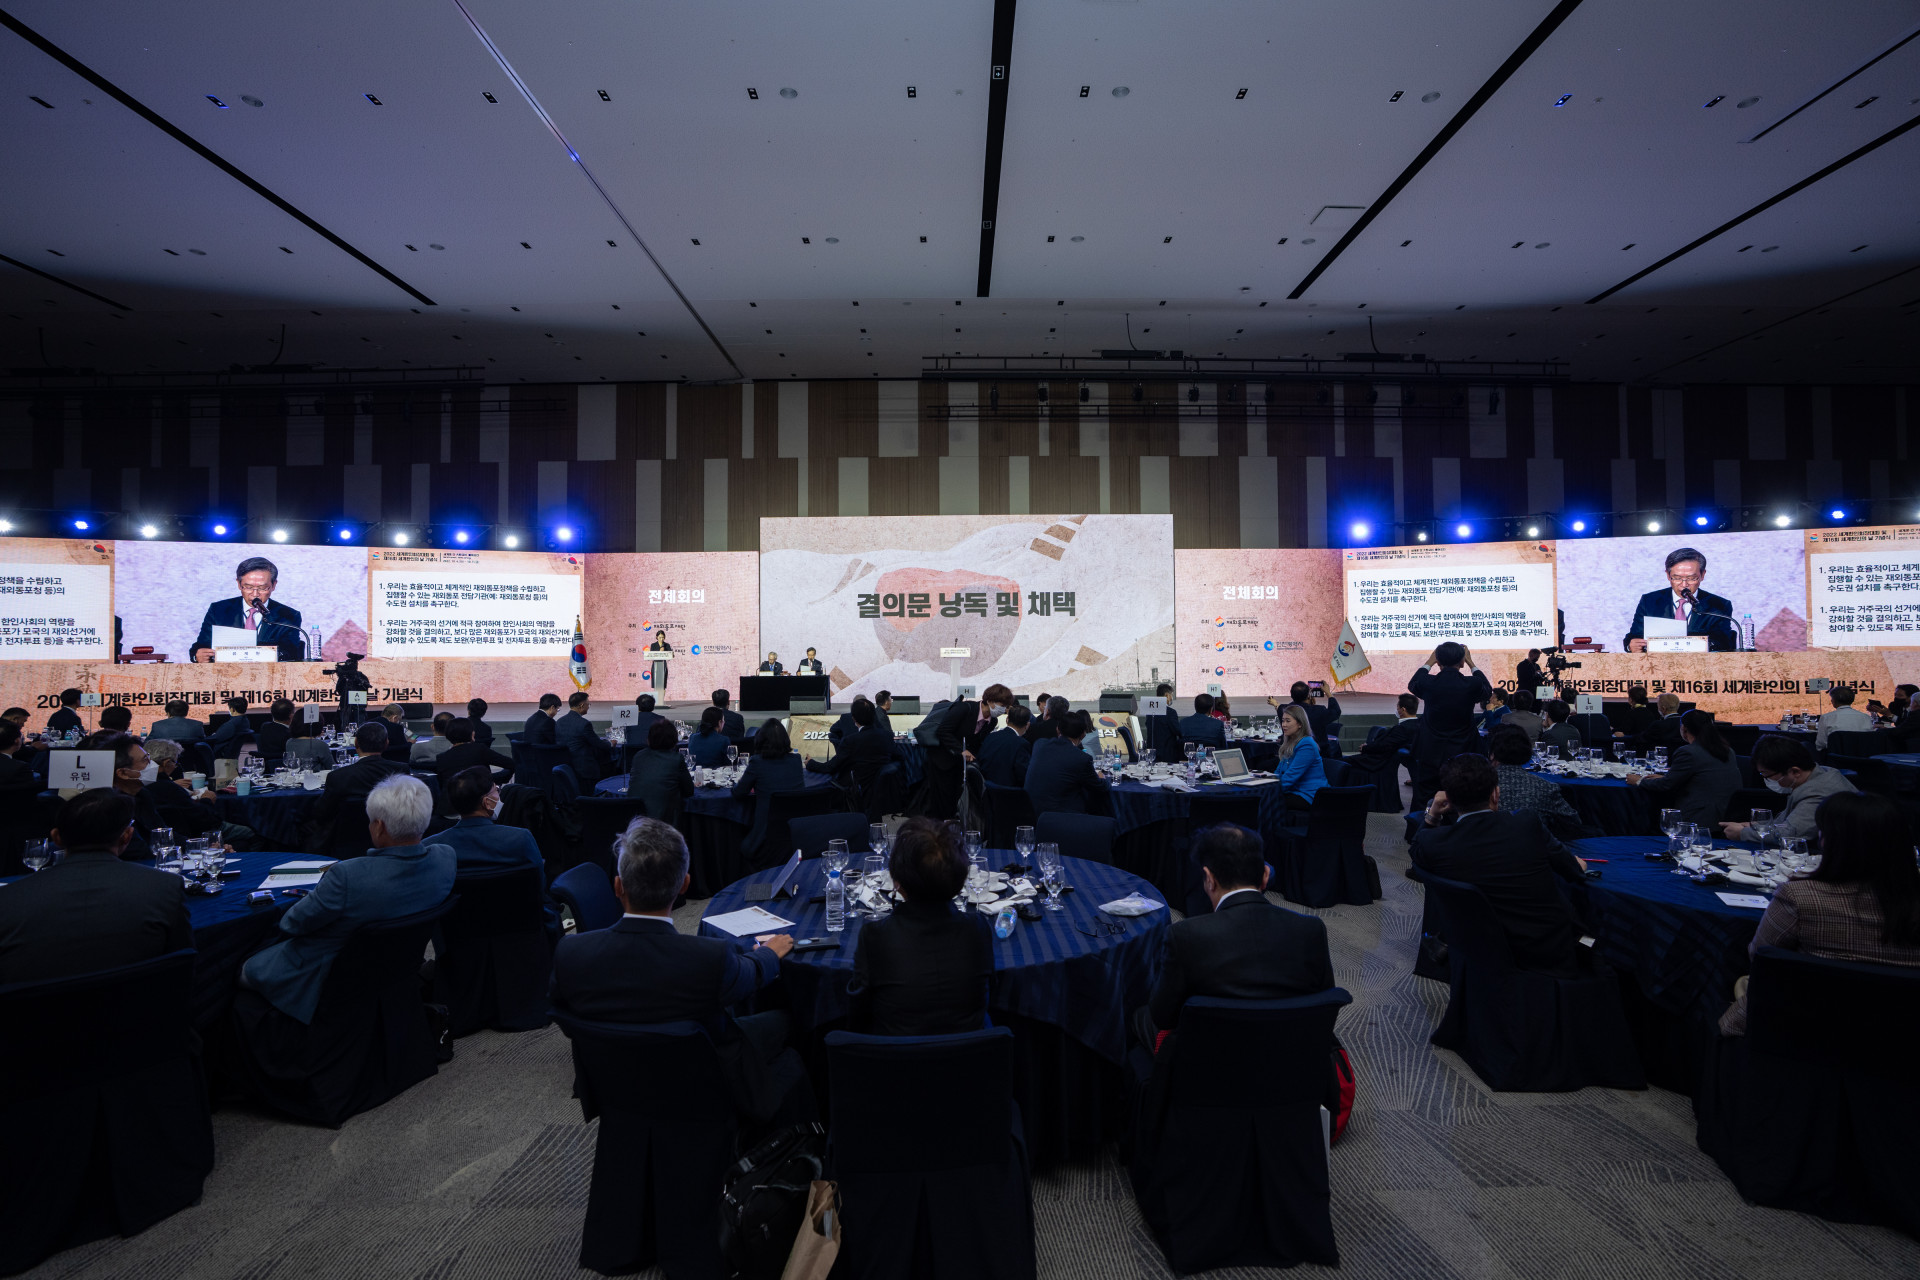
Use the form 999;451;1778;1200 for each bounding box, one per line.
757;787;845;868
1411;869;1645;1092
1182;794;1266;913
550;861;622;933
824;1028;1035;1280
324;797;372;860
230;897;456;1127
1823;729;1893;763
1035;811;1115;865
1275;785;1378;908
1321;756;1351;786
434;866;553;1036
861;760;910;823
1127;991;1350;1272
982;781;1037;851
552;763;582;804
572;796;649;872
552;1013;736;1278
787;811;872;859
510;740;571;795
0;949;212;1275
1694;946;1920;1234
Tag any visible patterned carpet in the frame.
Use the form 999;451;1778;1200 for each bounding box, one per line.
24;814;1920;1279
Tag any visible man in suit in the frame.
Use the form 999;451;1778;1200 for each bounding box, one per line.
1346;693;1421;801
98;705;134;735
93;732;167;859
255;699;296;763
922;683;1011;820
1025;710;1110;817
622;694;667;751
848;818;992;1036
207;697;253;761
1131;822;1332;1048
1411;752;1591;975
1516;650;1546;698
556;691;612;785
1178;694;1228;750
1624;546;1737;653
466;698;494;746
145;699;208;743
1408;642;1493;806
758;652;785;675
46;687;85;738
523;693;563;745
410;712;457;765
978;704;1035;787
826;696;870;748
139;739;224;839
0;789;191;985
436;765;561;942
795;647;824;676
434;718;515;786
306;722;408;853
0;720;41;805
1142;683;1184;763
241;775;456;1023
1023;695;1066;746
711;689;746;743
1279;681;1341;743
191;555;307;662
1626;692;1686;753
646;631;673;691
549;817;810;1129
1814;684;1874;749
1502;690;1545;742
809;697;895;799
1539;700;1583;760
873;690;895;738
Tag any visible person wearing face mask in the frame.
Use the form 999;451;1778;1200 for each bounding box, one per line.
433;765;562;943
1718;734;1857;843
86;731;165;859
921;683;1012;820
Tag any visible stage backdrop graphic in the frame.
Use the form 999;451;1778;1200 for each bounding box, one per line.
0;537;114;661
1172;550;1343;698
369;547;581;659
1804;525;1920;648
1343;540;1558;652
115;541;367;664
583;552;760;700
1557;529;1807;653
759;514;1175;702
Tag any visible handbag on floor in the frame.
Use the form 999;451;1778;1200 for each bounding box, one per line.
720;1121;826;1279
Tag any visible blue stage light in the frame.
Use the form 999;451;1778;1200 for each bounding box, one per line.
453;530;470;544
211;523;229;536
1349;521;1370;542
1454;523;1471;539
1829;508;1846;521
1570;519;1586;532
72;519;89;531
554;526;574;543
1695;515;1710;526
338;528;353;541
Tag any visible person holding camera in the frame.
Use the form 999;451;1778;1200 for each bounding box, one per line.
1408;642;1492;808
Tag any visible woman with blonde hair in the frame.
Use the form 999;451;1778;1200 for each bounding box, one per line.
1274;703;1328;809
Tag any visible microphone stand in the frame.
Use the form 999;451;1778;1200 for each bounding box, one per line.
1678;592;1742;651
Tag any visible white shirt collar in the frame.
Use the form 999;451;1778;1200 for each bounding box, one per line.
622;912;675;924
1213;887;1264;909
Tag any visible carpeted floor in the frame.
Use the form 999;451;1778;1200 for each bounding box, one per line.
24;814;1920;1279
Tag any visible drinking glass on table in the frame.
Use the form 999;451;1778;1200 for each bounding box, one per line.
726;744;739;767
1183;742;1199;765
21;840;52;872
860;853;889;916
825;837;849;871
869;822;888;857
1014;825;1036;868
150;828;173;857
1659;809;1681;838
1036;843;1064;911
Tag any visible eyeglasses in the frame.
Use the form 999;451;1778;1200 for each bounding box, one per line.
1075;913;1126;939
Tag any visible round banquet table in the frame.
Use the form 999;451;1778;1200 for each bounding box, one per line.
701;852;1169;1171
1568;835;1767;1093
1541;770;1660;836
213;785;326;849
595;768;839;894
1104;775;1300;903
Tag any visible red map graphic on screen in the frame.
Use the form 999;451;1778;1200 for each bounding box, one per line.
872;568;1021;674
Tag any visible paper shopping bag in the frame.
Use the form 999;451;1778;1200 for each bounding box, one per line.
779;1180;840;1280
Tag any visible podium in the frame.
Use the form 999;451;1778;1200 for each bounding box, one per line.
648;650;671;692
940;646;971;700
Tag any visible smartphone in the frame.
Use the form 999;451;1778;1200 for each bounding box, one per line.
789;937;842;954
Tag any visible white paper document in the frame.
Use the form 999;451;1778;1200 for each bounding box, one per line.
1640;616;1689;639
705;905;798;937
210;624;259;647
260;859;335;889
1714;892;1771;910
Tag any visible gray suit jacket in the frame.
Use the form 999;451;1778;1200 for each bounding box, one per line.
145;717;207;742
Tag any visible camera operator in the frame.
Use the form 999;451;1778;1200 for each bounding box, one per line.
324;652;373;726
1516;649;1545;696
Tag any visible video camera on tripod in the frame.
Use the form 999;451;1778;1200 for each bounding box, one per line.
1545;649;1582;675
322;652;372;723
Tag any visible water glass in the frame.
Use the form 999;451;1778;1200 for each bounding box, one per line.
1748;809;1773;827
150;827;174;854
823;839;850;878
964;829;984;864
1659;809;1681;838
861;853;890;917
1183;742;1199;764
21;840;53;872
1014;824;1035;867
869;823;888;857
1036;843;1064;911
726;744;739;766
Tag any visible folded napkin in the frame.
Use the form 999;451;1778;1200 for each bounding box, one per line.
1100;893;1166;917
1726;869;1771;887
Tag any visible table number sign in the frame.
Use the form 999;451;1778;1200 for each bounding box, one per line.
49;751;115;789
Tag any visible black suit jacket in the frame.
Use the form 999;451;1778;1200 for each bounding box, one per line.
1292;698;1341;743
1633;742;1742;827
0;849;191;985
1624;587;1737;652
758;661;785;675
731;753;806;855
255;720;293;762
812;724;895;796
977;726;1033;787
1022;714;1061;747
1408;666;1493;760
555;711;610;785
45;707;84;737
522;710;558;746
310;755;408;851
849;900;992;1036
1516;659;1545;693
1410;810;1586;972
1024;737;1108;816
435;740;515;786
1177;713;1226;749
628;747;695;823
1144;709;1185;763
1358;716;1421;761
717;708;746;742
1629;713;1686;754
470;719;495;746
145;775;221;837
190;595;306;661
0;751;39;804
549;916;787;1120
932;700;994;759
1147;891;1333;1032
621;710;668;749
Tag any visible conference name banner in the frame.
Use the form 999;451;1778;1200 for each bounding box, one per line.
1805;525;1920;647
369;548;583;658
584;552;761;699
0;538;114;661
1343;540;1557;651
1172;549;1343;698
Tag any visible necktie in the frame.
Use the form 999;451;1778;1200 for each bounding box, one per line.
246;605;261;631
1673;598;1688;622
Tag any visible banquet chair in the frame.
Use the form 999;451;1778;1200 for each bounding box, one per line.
1274;786;1378;908
1410;868;1645;1092
861;759;911;823
551;861;623;933
1182;797;1265;913
760;787;845;869
572;796;650;872
1036;811;1115;865
1570;713;1618;761
1322;721;1344;760
983;781;1037;850
552;1014;736;1279
1320;756;1352;787
1127;992;1349;1273
1695;946;1920;1235
434;865;553;1036
825;1027;1034;1280
788;811;872;859
1822;728;1892;764
510;740;570;795
230;897;457;1127
0;949;212;1276
551;763;583;805
1114;723;1139;763
324;797;374;860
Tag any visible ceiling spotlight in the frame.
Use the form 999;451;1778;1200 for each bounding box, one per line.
1646;521;1660;533
1695;515;1710;526
0;520;12;533
338;528;354;540
1829;508;1846;521
1454;524;1471;539
1415;531;1429;542
212;524;228;536
271;528;288;542
554;526;574;543
72;519;89;531
1350;522;1371;541
138;524;157;538
1526;526;1540;537
503;534;520;549
1570;520;1587;532
453;530;470;544
393;531;410;545
1773;514;1792;527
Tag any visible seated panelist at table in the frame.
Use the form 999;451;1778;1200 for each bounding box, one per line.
795;648;824;676
758;651;785;675
190;555;307;662
1623;546;1737;653
849;818;992;1036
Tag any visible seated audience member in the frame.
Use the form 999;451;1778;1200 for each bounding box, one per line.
434;718;515;787
1179;694;1228;749
0;788;190;985
466;698;494;746
1502;690;1544;741
1486;725;1587;840
1626;692;1685;752
556;691;612;785
826;695;871;747
978;703;1035;787
45;687;84;738
240;775;457;1024
98;705;133;735
1627;710;1741;828
1132;822;1333;1049
711;689;746;742
624;694;666;747
732;720;806;857
1720;791;1920;1035
141;740;223;839
1719;734;1858;842
208;697;253;760
1025;710;1109;816
85;732;163;859
1886;684;1919;727
549;817;809;1128
1480;687;1510;728
1412;753;1590;974
628;718;695;823
307;722;408;851
146;702;209;740
1210;694;1233;724
1814;684;1874;749
848;818;992;1035
1539;699;1583;760
1349;693;1420;775
2;706;29;729
524;693;563;745
0;720;37;802
435;765;561;941
872;689;895;737
1147;682;1184;763
1620;685;1659;739
410;712;458;764
1891;692;1920;752
1024;694;1067;745
1270;680;1342;742
254;699;296;762
1273;703;1329;806
283;716;334;770
380;703;416;745
808;697;894;798
687;707;732;766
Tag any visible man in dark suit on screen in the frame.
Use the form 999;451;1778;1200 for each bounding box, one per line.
190;555;307;662
1623;547;1737;652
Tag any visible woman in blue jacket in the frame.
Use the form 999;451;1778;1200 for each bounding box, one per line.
1274;703;1327;809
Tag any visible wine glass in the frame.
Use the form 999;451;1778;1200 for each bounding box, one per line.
964;829;984;865
869;823;888;858
1036;843;1064;911
1014;825;1035;868
1183;742;1198;765
824;838;849;878
22;840;52;872
726;744;739;767
1659;809;1681;839
150;827;174;858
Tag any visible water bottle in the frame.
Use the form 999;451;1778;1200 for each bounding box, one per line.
1740;614;1756;651
824;866;845;933
994;905;1017;939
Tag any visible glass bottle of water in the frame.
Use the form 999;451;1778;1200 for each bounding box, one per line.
824;865;845;933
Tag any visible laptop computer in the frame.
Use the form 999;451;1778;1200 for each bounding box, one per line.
744;849;803;902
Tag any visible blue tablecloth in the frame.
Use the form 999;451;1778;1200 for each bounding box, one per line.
214;786;325;848
701;853;1166;1066
1105;778;1293;839
1546;773;1658;836
594;767;836;822
1874;752;1920;789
